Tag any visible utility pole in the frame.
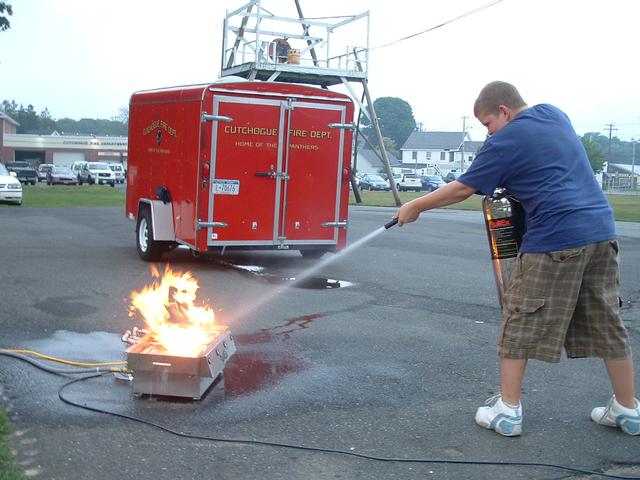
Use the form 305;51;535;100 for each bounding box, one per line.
604;123;618;154
460;116;468;172
632;138;636;187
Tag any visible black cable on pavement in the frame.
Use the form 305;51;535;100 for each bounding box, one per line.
57;374;640;480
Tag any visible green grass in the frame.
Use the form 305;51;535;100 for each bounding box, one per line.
2;185;637;222
609;194;640;222
0;185;125;208
0;409;24;480
350;191;640;222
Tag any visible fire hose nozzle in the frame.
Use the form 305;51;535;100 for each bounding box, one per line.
384;218;398;229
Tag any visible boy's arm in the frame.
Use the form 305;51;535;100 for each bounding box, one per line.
395;180;477;226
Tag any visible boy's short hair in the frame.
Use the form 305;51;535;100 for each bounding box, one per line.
474;81;527;116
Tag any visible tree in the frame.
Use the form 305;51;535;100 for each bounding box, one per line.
2;99;129;135
582;131;631;165
581;134;605;173
361;97;416;151
382;137;399;159
0;1;12;32
112;106;129;125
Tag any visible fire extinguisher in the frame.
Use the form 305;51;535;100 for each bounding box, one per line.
482;188;525;309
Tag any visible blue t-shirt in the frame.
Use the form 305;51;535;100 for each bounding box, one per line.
459;104;616;253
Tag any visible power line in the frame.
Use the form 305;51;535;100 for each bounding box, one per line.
372;0;504;50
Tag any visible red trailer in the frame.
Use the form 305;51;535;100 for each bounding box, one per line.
126;80;354;261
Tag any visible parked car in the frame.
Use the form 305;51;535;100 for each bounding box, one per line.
397;173;422;192
359;173;390;191
37;163;54;182
47;165;78;185
421;175;446;192
70;161;88;182
6;161;37;185
0;163;22;205
78;162;116;186
444;171;463;183
108;163;126;183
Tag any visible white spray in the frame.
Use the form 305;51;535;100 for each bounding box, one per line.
229;219;398;323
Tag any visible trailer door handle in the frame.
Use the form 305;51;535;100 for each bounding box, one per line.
256;171;290;180
328;122;356;130
321;221;349;228
255;165;289;180
197;220;228;229
257;165;275;177
202;114;233;123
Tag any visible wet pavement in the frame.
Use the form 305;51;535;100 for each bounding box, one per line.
0;206;639;480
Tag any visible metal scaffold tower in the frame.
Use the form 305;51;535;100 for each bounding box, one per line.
220;0;402;205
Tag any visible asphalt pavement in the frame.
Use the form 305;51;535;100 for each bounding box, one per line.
0;205;639;480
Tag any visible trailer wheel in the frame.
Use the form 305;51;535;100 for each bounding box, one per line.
136;209;164;261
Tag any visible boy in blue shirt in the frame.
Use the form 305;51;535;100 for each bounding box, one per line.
395;81;638;436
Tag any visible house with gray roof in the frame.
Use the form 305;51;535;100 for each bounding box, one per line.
353;137;401;175
400;131;484;177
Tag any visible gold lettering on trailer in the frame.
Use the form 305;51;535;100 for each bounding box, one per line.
224;125;278;136
143;120;177;137
147;147;171;155
289;129;307;138
223;125;332;140
310;130;332;139
289;143;319;151
289;129;332;139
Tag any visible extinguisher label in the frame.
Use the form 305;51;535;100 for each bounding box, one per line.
212;179;240;195
489;219;511;229
489;221;520;259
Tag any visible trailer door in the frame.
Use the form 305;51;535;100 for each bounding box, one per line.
279;100;346;245
207;94;347;249
207;96;285;246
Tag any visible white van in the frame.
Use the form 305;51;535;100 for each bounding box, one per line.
108;163;125;183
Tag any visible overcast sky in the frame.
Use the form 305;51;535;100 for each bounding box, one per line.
1;0;638;141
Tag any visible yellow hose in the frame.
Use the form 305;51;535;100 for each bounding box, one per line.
2;349;128;367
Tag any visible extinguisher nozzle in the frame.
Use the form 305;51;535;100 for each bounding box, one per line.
384;218;399;229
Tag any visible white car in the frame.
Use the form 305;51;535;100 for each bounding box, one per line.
0;163;23;205
108;163;125;183
70;161;88;181
78;162;116;186
397;173;422;192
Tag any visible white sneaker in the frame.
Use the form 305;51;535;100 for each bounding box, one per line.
475;394;522;436
591;396;640;435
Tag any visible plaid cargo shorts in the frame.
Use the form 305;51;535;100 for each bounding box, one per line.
498;240;631;363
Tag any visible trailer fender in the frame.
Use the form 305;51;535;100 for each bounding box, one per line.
138;199;176;241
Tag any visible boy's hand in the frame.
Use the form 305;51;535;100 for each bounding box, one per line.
396;200;421;226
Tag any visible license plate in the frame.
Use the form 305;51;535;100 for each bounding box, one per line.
212;179;240;195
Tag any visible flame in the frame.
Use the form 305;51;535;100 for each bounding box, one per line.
129;265;216;356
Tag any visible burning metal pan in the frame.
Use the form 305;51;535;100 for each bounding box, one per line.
126;325;236;400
